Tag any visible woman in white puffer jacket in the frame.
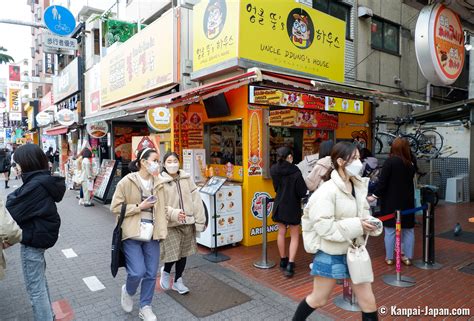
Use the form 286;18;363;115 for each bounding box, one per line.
294;142;383;321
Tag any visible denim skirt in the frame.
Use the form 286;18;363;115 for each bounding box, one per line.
311;250;350;279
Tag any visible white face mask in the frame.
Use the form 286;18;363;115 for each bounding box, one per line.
146;161;160;176
345;159;363;177
165;163;180;174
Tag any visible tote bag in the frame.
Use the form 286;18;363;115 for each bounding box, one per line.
111;203;127;278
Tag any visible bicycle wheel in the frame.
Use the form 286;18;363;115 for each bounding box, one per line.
401;134;419;153
374;137;383;154
418;130;444;156
375;133;395;154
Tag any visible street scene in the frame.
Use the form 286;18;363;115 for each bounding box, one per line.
0;0;473;320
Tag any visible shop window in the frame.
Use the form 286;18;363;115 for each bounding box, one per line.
204;121;243;166
313;0;351;39
371;17;400;55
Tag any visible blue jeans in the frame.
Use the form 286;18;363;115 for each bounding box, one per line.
21;245;54;321
122;239;160;308
384;227;415;260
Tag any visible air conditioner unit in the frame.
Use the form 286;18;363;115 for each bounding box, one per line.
358;6;373;18
445;176;464;203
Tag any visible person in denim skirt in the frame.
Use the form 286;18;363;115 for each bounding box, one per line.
6;144;66;321
110;148;168;321
295;142;383;321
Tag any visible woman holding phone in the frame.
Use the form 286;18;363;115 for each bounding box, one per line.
110;148;167;321
158;152;206;295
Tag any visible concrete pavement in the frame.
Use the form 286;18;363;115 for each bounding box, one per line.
0;179;329;321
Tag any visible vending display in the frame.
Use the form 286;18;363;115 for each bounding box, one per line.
197;185;243;248
182;149;206;184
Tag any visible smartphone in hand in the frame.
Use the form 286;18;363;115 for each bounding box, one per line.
146;195;157;204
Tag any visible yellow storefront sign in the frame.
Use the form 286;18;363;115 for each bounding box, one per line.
193;0;345;82
100;10;177;107
326;97;364;115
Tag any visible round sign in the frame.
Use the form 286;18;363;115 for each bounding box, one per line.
43;5;76;36
415;4;465;86
36;111;52;127
86;121;109;138
56;109;75;126
146;107;171;132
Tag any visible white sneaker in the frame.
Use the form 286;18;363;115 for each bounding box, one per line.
160;266;171;290
121;284;133;313
309;263;313;270
139;305;157;321
172;277;189;295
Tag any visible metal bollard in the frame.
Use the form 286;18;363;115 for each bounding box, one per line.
253;197;276;269
333;279;361;312
414;202;442;270
383;210;416;287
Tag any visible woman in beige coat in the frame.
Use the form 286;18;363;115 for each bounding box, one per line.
110;148;167;321
0;200;22;280
304;140;334;192
295;142;382;321
158;152;206;295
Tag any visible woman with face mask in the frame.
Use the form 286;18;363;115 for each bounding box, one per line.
110;148;167;321
295;142;383;321
270;146;308;277
158;152;206;295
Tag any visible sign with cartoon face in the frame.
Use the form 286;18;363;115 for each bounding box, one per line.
251;192;273;220
193;0;345;82
287;9;314;49
204;0;227;40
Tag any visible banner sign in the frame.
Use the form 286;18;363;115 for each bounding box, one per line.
269;108;338;130
326;97;363;115
193;0;345;82
53;57;79;103
8;88;21;112
8;65;20;82
84;64;101;115
100;9;177;107
249;86;325;109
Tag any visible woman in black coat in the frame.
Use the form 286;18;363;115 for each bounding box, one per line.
0;148;11;189
6;144;66;321
369;138;415;266
270;146;307;277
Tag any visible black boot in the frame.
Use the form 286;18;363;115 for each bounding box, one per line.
5;180;9;189
285;262;295;277
362;311;378;321
280;257;289;270
292;298;315;321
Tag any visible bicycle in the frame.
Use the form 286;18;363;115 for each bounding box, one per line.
373;116;418;154
408;122;444;157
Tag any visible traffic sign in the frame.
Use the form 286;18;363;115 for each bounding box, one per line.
44;5;76;36
43;32;78;50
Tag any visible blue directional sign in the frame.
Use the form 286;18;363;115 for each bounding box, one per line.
43;5;76;36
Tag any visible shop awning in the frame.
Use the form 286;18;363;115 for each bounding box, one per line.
84;105;143;124
44;125;68;136
412;98;474;122
123;68;428;113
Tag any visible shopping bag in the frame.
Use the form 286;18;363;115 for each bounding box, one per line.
111;203;127;278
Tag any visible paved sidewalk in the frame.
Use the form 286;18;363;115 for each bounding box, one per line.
0;182;329;321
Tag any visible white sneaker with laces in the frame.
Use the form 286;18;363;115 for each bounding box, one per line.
172;277;189;295
160;266;171;290
121;284;133;313
139;305;157;321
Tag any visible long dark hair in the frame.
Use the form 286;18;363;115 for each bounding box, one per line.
162;151;180;174
319;140;334;158
390;138;412;166
276;146;293;163
322;142;357;181
14;144;49;173
128;148;158;172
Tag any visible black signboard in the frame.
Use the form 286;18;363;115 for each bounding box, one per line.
93;159;119;204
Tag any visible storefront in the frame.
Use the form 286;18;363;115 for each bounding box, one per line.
83;9;179;203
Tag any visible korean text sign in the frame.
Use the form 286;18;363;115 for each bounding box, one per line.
193;0;345;82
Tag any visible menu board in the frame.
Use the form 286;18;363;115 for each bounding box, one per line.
269;108;338;130
93;159;118;202
200;176;227;196
215;185;243;246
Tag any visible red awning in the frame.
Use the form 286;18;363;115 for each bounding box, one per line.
44;126;68;136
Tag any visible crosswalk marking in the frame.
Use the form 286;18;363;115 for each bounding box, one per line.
61;248;77;258
82;276;105;292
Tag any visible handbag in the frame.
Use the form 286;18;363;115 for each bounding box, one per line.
111;203;127;278
345;233;374;284
131;220;154;242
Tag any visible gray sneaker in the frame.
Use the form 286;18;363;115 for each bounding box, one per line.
160;266;171;290
139;305;157;321
121;285;133;313
172;277;189;295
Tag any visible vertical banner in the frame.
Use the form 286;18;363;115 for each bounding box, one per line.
8;88;21;112
8;65;20;82
248;107;263;176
